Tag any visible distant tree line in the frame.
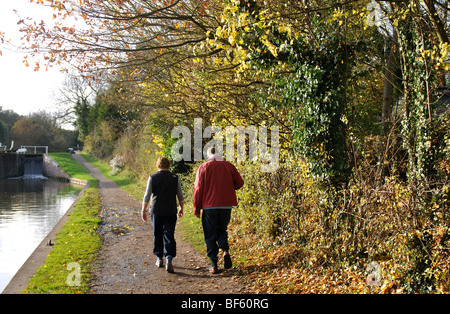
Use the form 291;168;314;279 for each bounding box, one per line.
0;107;79;152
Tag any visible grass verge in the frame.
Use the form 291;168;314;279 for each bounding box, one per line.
80;153;146;199
22;153;101;294
49;153;96;182
177;209;205;253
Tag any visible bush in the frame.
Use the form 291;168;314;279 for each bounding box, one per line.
230;156;450;293
109;155;125;175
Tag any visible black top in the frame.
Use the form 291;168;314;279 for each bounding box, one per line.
149;170;180;216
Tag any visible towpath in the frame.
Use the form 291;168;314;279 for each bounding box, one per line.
71;154;245;294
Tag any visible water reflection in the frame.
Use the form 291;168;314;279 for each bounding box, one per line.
0;179;82;293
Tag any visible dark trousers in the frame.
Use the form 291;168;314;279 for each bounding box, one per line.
151;214;177;258
202;209;232;266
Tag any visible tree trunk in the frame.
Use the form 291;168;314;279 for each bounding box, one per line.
382;30;398;136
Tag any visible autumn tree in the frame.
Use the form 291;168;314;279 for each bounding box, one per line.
15;0;221;77
8;0;447;180
11;111;78;151
13;1;291;142
0;107;21;144
381;0;450;183
0;119;7;144
10;117;49;147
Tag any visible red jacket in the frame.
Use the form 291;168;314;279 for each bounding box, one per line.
193;158;244;216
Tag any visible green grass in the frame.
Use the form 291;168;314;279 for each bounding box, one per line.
23;186;101;294
49;153;96;182
22;153;101;294
80;153;146;200
178;212;205;253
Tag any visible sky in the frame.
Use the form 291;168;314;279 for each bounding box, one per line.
0;0;66;116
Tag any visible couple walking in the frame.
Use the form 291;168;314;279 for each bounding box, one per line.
141;147;244;274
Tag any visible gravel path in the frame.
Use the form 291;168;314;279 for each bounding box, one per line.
71;154;246;294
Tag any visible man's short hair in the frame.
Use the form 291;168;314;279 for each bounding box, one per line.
156;156;171;170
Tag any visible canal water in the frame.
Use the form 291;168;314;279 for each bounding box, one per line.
0;178;82;293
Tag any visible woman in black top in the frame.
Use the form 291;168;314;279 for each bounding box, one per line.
141;156;184;273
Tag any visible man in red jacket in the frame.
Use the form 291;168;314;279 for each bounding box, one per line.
193;146;244;274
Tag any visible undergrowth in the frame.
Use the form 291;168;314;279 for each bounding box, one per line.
229;157;450;294
81;151;450;294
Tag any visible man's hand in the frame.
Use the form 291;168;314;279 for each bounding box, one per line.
141;202;149;222
178;201;185;218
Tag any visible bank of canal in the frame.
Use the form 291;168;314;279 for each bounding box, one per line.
2;153;100;294
0;179;83;293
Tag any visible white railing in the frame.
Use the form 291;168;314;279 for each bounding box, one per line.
21;146;49;155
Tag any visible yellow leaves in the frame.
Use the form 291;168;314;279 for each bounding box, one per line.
261;39;278;58
277;22;292;38
152;135;165;154
331;8;344;22
228;30;237;46
441;42;450;55
232;231;372;293
213;0;298;70
381;281;397;294
123;224;134;231
418;41;450;71
436;42;450;70
442;63;450;71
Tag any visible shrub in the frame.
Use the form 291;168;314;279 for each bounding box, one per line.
230;156;450;293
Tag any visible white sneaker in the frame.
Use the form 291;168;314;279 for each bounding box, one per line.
166;262;174;273
155;258;164;268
